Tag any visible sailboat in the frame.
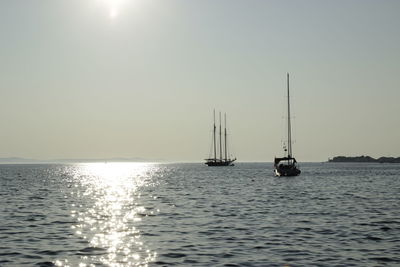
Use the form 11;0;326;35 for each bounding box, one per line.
205;110;236;166
274;73;301;176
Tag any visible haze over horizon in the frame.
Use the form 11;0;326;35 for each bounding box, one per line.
1;0;399;162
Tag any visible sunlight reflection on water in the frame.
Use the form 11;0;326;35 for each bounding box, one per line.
56;162;157;267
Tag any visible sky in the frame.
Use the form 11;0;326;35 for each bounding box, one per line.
0;0;399;162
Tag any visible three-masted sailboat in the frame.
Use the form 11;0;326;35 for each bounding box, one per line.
274;73;301;176
205;110;236;166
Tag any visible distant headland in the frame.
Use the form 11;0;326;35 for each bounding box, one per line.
328;155;400;163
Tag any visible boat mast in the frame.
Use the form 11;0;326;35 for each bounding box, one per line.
213;109;217;161
219;112;222;161
224;113;227;161
287;73;292;158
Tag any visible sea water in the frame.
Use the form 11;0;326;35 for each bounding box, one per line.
0;162;399;266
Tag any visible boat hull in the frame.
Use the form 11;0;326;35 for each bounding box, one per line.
274;156;300;177
205;159;235;166
274;166;301;177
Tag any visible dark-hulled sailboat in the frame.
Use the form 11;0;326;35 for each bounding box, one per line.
274;73;301;176
205;110;236;166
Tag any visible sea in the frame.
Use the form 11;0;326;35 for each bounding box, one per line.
0;162;399;266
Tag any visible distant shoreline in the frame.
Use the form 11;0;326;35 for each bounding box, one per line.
328;156;400;163
0;157;163;164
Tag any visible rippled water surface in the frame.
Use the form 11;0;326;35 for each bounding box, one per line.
0;162;399;266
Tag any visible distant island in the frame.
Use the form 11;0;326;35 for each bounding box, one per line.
0;157;162;164
329;155;400;163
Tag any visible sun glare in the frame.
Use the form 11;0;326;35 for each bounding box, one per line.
98;0;127;19
110;8;118;19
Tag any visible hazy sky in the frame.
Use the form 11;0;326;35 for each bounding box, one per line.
0;0;399;162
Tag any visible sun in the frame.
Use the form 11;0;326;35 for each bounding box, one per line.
98;0;126;19
110;7;118;19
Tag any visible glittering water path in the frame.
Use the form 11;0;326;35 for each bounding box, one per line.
0;163;399;266
57;163;158;266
